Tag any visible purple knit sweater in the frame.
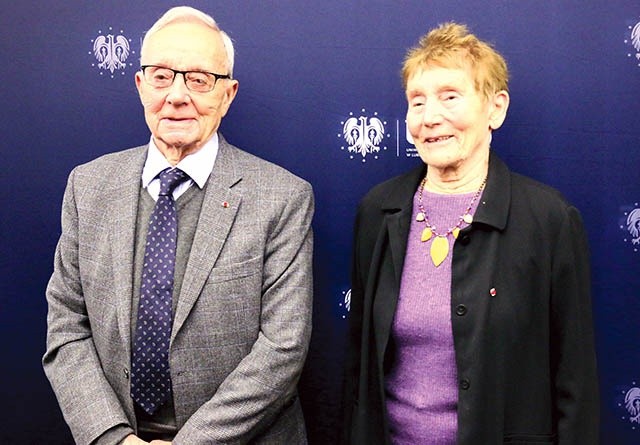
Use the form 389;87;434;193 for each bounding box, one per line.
384;189;481;445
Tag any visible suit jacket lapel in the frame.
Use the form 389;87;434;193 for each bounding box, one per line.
172;138;242;340
109;146;147;353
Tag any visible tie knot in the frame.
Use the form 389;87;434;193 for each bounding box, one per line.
158;168;189;196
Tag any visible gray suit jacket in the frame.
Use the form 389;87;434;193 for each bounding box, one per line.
43;135;314;445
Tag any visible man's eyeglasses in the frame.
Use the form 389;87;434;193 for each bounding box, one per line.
140;65;231;93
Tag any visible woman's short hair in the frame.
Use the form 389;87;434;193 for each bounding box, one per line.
402;22;509;98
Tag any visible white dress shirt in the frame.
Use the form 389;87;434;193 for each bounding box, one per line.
141;133;219;200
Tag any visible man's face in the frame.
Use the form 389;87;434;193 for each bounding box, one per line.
405;65;507;172
135;21;238;160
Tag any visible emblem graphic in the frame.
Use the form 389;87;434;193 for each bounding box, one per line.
625;387;640;424
339;109;389;162
619;383;640;428
339;288;351;319
625;18;640;66
627;208;640;245
621;204;640;252
90;27;135;77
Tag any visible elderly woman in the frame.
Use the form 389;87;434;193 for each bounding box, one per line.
343;23;599;445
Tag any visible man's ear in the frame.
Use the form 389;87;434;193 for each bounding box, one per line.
219;79;239;118
134;71;145;102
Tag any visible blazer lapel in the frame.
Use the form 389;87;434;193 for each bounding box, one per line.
472;151;510;231
386;211;412;286
382;165;425;289
374;165;425;361
171;138;242;340
109;146;147;353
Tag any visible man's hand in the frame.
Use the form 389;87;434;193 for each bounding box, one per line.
121;434;149;444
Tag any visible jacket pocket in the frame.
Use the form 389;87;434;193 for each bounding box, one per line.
207;255;262;284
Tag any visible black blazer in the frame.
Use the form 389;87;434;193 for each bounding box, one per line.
343;152;599;445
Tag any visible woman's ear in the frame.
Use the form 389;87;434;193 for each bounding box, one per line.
488;90;510;130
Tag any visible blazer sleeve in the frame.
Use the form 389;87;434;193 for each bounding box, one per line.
42;169;134;445
173;182;314;444
550;205;599;444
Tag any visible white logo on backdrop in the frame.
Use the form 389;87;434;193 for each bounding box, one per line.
625;19;640;66
339;109;389;162
404;119;420;158
625;387;640;424
621;204;640;251
619;384;640;428
90;27;135;77
339;289;351;319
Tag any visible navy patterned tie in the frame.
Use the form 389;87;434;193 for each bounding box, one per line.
131;167;189;415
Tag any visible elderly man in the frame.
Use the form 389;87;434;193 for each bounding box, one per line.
43;6;313;445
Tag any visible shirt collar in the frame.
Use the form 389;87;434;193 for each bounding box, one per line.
142;133;219;189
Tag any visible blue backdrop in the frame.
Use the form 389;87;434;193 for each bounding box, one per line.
1;1;639;443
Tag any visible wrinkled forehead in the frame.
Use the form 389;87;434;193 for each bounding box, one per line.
406;61;476;86
413;50;476;77
406;56;486;98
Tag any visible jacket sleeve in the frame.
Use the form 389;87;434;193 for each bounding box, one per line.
42;169;134;445
173;183;314;445
550;205;599;444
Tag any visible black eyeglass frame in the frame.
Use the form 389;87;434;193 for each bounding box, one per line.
140;65;231;92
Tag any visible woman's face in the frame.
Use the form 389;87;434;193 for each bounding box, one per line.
405;65;508;173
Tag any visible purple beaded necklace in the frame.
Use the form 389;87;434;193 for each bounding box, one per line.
415;175;487;266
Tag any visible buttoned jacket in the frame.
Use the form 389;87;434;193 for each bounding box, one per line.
343;152;599;445
43;135;314;445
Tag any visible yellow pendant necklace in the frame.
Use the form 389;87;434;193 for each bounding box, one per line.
416;175;487;267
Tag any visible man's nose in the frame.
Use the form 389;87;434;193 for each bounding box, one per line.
166;73;191;104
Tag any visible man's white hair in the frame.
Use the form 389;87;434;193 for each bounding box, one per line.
141;6;235;76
